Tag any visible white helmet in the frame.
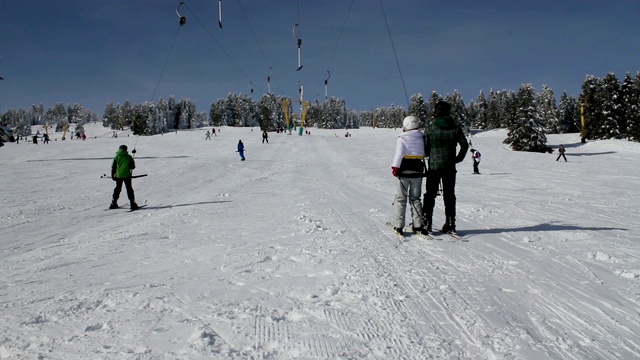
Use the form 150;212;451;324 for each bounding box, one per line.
402;115;420;131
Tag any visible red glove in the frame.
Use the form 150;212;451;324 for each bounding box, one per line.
392;167;399;177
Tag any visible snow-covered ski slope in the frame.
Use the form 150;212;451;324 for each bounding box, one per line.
1;124;639;359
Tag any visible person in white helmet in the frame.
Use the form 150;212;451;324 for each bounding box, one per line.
390;115;427;236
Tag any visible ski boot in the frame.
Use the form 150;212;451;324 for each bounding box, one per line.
422;215;433;235
109;201;119;209
442;217;456;234
130;202;140;210
392;226;403;236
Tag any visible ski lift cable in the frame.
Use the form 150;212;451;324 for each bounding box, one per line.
235;0;284;95
151;26;182;104
182;2;259;93
310;0;354;102
326;0;354;70
379;0;410;107
139;20;183;150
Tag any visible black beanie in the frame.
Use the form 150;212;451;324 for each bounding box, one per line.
119;145;127;151
434;101;451;117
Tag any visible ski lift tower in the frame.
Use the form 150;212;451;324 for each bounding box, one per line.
282;84;309;135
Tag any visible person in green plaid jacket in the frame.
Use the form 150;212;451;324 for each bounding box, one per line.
423;101;469;234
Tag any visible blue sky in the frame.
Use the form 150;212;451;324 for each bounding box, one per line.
1;0;639;115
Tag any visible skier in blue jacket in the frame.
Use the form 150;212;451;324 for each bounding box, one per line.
237;140;245;161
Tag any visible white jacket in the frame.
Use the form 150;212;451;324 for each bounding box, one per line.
473;151;481;163
391;129;426;168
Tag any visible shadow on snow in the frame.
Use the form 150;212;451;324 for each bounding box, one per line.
462;221;627;236
145;200;232;210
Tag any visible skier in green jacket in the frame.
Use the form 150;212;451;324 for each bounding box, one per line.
110;145;139;210
423;101;469;234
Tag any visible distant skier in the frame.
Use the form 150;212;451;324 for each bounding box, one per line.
109;145;139;210
43;133;50;144
205;130;211;140
262;130;269;144
423;101;469;235
237;140;245;161
212;128;216;136
556;144;567;162
471;148;481;174
390;115;427;236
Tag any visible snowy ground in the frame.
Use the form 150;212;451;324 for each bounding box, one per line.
1;123;639;359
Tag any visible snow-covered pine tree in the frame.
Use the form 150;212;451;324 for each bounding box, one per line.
620;72;634;137
372;107;389;128
627;72;640;141
425;92;442;126
503;84;548;152
29;104;44;126
485;89;501;129
596;73;621;139
557;92;580;134
45;103;67;127
346;109;359;129
318;98;347;129
408;93;428;125
258;94;275;131
103;102;118;129
176;98;196;129
538;85;559;133
472;90;487;129
445;90;469;129
579;75;602;140
502;91;518;129
131;103;149;135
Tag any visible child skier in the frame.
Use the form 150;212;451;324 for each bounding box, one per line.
390;116;427;236
471;148;481;174
556;144;567;161
110;145;139;210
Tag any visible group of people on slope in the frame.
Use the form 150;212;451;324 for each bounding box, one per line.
391;100;469;236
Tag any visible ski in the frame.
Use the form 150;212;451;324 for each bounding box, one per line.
105;201;147;212
403;227;441;240
385;222;407;241
446;231;469;242
433;230;469;242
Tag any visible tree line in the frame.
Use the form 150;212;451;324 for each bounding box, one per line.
2;71;639;151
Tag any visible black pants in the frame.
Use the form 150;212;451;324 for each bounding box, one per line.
262;138;268;143
473;160;480;174
113;178;135;204
423;167;457;223
556;154;567;161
